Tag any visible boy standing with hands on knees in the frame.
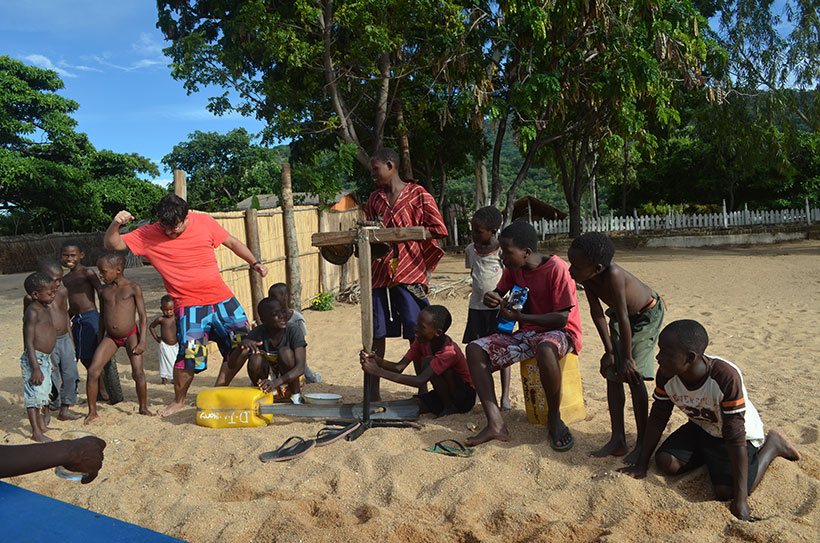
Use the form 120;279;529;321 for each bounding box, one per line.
85;253;151;423
149;295;177;385
618;320;800;520
21;272;57;442
567;232;665;463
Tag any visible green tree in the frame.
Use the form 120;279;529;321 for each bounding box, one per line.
0;56;162;234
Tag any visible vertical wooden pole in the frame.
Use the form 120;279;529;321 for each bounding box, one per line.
357;227;374;421
173;169;187;200
318;209;329;293
281;163;302;309
806;197;812;226
244;208;264;323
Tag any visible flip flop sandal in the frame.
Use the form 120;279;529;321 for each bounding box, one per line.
549;423;574;452
259;436;316;462
424;439;475;458
315;422;362;447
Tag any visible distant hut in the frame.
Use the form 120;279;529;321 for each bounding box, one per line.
511;196;567;223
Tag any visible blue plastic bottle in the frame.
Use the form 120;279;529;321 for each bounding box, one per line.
496;285;529;334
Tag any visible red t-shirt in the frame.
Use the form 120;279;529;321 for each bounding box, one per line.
122;213;234;308
496;255;583;352
404;335;474;388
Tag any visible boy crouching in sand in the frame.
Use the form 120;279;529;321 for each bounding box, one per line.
239;297;307;400
618;320;800;520
568;232;665;463
149;295;177;385
85;253;151;423
21;272;57;442
361;305;476;416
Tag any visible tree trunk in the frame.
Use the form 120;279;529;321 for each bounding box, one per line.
373;52;391;150
393;98;413;179
620;138;629;214
474;156;488;210
281;163;302;309
490;111;508;207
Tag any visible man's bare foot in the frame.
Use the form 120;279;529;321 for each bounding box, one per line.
57;409;82;421
32;433;52;443
43;411;51;427
138;406;154;416
590;438;629;458
501;397;512;412
465;424;510;447
768;429;801;461
160;402;186;418
623;446;642;465
84;413;99;425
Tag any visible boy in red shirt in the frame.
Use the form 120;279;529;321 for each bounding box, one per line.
466;222;582;450
360;305;475;416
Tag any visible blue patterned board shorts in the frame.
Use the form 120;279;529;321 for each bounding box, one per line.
175;297;250;373
20;351;53;409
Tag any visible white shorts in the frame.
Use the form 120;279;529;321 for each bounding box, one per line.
159;341;178;380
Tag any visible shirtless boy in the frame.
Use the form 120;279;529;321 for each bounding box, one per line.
148;295;177;385
60;241;114;402
85;253;151;423
568;232;665;463
29;259;80;421
21;272;57;442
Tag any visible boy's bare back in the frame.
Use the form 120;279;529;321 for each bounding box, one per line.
24;303;57;354
63;266;101;315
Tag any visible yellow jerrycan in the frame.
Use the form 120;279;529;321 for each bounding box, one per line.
195;387;274;428
519;352;585;425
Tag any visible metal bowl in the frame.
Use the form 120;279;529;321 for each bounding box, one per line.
302;392;343;405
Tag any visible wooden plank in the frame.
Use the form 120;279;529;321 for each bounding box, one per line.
281;163;302;310
173;169;186;201
243;208;264;322
311;226;431;247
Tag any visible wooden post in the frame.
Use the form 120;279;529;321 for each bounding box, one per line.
318;209;329;292
357;228;374;421
173;169;187;200
633;209;640;235
244;208;264;323
281;163;302;309
721;199;728;228
806;197;812;226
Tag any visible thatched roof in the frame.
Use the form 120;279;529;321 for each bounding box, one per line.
511;196;567;221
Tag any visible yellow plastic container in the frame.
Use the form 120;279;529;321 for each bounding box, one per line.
519;352;585;425
195;387;274;428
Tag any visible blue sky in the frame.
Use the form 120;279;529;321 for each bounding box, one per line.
0;0;265;185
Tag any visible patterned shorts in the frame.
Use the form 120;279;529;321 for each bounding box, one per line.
175;297;250;373
471;330;572;372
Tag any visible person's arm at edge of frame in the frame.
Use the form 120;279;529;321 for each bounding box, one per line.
22;307;44;385
724;412;752;520
221;235;268;277
132;283;148;355
103;210;133;251
618;394;674;477
0;437;106;483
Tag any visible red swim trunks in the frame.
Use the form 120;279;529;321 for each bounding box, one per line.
111;325;138;348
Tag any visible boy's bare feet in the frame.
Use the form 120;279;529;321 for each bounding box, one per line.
43;410;51;427
768;429;801;461
31;433;53;443
466;424;510;446
590;438;628;458
623;446;642;465
84;413;99;425
138;406;154;416
501;397;512;412
161;378;168;385
160;402;185;417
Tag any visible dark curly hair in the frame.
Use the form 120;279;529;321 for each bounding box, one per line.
499;220;538;252
569;232;615;267
662;320;709;355
422;305;452;333
155;193;189;228
472;206;503;232
24;271;53;295
97;252;126;269
370;147;400;167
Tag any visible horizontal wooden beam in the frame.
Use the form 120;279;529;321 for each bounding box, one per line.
311;226;431;247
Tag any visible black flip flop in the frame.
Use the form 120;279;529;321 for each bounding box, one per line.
315;422;362;447
549;422;574;452
259;436;316;462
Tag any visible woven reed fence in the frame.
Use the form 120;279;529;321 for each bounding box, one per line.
0;231;142;274
209;206;360;318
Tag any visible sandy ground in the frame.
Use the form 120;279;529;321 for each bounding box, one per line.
1;241;818;542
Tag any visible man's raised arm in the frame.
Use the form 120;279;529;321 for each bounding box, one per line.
104;210;134;251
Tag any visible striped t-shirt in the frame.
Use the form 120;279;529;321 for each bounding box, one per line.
653;355;765;447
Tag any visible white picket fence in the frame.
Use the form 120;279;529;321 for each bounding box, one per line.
535;200;820;237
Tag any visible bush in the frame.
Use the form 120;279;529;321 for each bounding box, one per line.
310;291;335;311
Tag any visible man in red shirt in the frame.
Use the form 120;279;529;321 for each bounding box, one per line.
466;221;583;451
104;194;268;417
364;148;448;399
